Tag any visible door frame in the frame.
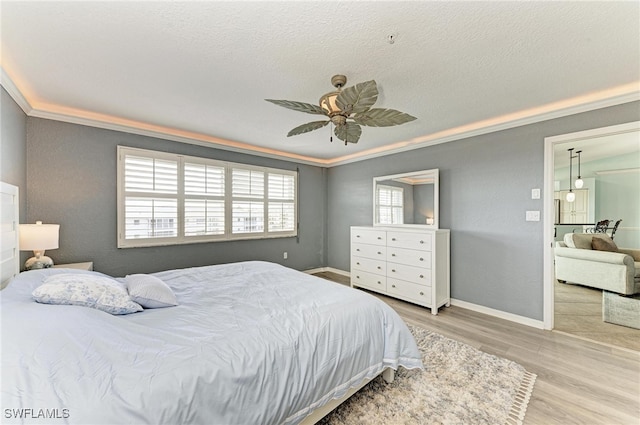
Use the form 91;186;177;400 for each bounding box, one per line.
543;121;640;329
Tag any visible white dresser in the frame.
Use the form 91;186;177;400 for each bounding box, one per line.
350;226;450;315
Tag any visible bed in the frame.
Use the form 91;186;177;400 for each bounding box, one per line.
1;260;423;424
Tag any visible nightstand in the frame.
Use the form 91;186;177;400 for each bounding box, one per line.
52;262;94;271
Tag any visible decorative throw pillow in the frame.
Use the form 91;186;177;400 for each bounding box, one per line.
125;274;178;308
592;236;618;252
565;233;595;250
33;274;143;315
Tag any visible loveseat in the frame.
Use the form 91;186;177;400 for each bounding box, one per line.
555;233;640;295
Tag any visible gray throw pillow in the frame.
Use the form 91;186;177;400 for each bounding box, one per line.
126;274;178;308
592;236;618;252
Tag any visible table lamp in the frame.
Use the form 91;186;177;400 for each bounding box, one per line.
19;221;60;270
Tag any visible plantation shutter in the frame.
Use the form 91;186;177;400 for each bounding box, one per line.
123;154;179;240
118;146;297;247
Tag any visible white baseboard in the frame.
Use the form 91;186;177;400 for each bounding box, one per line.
303;268;544;330
450;298;545;329
304;267;350;277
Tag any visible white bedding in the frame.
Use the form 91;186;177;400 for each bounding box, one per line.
1;261;422;424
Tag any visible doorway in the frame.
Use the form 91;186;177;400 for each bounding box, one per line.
543;121;640;340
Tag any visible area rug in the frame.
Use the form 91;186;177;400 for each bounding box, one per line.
319;324;536;425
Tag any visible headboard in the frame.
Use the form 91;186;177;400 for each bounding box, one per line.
1;182;20;289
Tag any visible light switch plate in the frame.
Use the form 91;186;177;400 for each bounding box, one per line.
526;210;540;221
531;188;540;199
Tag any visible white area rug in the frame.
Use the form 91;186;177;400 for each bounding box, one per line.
320;325;536;425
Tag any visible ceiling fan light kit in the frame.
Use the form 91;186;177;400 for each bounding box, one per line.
266;74;416;145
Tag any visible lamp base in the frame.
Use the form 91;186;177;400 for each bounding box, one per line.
25;256;54;270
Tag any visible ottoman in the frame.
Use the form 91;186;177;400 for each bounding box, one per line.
603;290;640;329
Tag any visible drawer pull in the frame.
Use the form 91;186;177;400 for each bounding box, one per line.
356;248;360;252
391;269;396;273
356;235;360;238
420;291;424;296
356;262;360;265
392;237;396;241
377;236;382;240
420;240;424;244
419;274;424;278
392;253;396;257
392;284;396;288
377;281;381;284
377;252;382;255
356;275;360;279
377;266;382;270
419;257;424;261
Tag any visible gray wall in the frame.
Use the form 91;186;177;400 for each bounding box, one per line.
1;87;28;267
327;101;640;321
1;87;27;221
26;118;327;277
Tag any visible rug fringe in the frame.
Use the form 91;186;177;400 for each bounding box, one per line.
506;371;537;425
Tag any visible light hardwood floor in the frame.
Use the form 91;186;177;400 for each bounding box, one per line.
313;271;640;425
555;280;640;351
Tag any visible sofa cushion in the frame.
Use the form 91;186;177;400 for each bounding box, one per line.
592;236;618;252
563;233;617;250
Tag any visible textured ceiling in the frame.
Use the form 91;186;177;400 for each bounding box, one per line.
1;1;639;165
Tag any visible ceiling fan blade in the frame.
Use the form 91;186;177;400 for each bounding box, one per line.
265;99;326;115
352;108;417;127
287;120;330;137
336;80;378;115
334;122;362;144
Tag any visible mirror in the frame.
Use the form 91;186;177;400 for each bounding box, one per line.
373;169;439;228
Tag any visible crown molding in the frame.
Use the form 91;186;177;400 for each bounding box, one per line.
326;89;640;167
0;67;33;114
3;65;638;168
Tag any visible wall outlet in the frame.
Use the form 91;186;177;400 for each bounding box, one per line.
531;188;540;199
283;252;288;260
525;210;540;221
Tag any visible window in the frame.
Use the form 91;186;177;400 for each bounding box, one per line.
118;146;297;248
376;185;404;225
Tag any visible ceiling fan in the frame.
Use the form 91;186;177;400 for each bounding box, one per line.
266;75;417;145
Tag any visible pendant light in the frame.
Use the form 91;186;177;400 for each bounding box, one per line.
566;148;576;203
574;150;584;189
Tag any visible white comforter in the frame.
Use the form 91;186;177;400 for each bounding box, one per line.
1;261;422;425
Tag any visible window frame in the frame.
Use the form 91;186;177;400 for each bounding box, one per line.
117;146;298;248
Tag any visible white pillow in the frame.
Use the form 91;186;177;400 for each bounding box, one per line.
126;274;178;309
33;274;143;315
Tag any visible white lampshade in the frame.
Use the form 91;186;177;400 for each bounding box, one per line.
574;178;584;189
566;191;576;203
19;221;60;270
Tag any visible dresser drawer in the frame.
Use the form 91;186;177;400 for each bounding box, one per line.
352;270;387;292
387;247;432;269
387;262;432;286
352;243;386;261
351;228;386;246
388;278;432;305
352;256;386;274
387;231;432;251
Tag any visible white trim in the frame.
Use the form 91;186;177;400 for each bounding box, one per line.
2;66;638;167
594;167;639;175
0;67;33;114
307;268;546;329
543;121;640;331
450;298;545;330
304;267;350;277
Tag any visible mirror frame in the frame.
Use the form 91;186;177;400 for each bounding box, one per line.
373;168;439;229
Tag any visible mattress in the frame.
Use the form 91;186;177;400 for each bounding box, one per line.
1;261;422;424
